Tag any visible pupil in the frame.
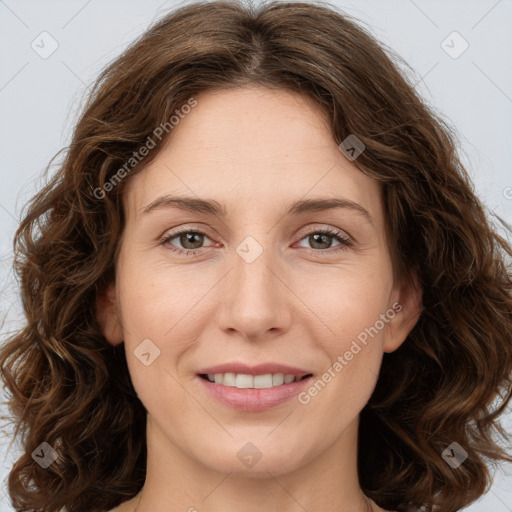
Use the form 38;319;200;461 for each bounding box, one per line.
181;232;203;249
311;233;330;249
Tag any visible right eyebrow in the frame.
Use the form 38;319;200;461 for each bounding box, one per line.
143;195;226;216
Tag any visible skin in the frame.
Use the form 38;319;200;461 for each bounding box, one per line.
97;85;422;512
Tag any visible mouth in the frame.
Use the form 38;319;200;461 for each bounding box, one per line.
198;372;313;388
195;362;315;411
196;371;315;411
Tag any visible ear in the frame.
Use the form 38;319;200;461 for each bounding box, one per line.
382;270;423;353
95;280;124;346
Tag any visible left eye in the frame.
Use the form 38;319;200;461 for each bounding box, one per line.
296;229;351;251
160;228;352;256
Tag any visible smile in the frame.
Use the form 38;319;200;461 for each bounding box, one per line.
200;372;313;388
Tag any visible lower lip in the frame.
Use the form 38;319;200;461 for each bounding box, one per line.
196;375;314;412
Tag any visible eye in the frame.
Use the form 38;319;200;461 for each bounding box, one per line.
295;227;352;256
160;228;215;256
159;226;352;256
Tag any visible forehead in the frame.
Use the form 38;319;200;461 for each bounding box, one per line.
123;86;382;224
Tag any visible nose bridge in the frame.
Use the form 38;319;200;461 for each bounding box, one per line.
235;234;274;294
217;231;291;338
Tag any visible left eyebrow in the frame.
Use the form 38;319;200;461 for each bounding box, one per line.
142;195;374;226
287;197;374;226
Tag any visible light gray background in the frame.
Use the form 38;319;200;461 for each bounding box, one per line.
1;0;511;511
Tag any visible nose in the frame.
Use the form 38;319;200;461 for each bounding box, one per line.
216;237;293;341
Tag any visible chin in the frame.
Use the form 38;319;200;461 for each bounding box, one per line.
192;440;310;477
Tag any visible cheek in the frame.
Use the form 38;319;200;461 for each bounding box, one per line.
295;265;391;416
298;266;393;424
299;323;383;435
116;258;218;397
118;257;199;339
299;264;393;351
115;264;184;392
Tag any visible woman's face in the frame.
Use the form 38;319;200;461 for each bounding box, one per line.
98;85;422;477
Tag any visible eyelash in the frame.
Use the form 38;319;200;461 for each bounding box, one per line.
159;226;352;257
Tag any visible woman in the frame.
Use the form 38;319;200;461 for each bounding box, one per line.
1;1;511;511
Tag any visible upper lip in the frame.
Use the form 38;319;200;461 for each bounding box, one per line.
197;362;313;379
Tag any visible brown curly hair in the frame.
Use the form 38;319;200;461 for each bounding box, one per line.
1;1;512;511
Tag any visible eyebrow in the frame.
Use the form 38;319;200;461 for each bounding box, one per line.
142;195;373;225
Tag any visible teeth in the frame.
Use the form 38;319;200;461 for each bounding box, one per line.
272;373;284;386
223;372;236;386
284;374;295;384
236;374;253;388
206;372;304;388
254;374;273;388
